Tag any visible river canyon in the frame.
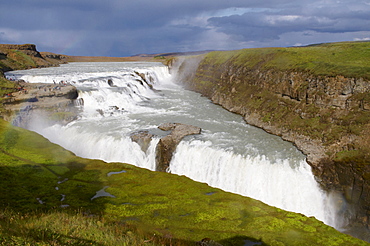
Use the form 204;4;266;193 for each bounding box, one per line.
6;61;358;239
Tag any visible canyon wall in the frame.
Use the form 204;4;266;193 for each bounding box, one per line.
173;43;370;227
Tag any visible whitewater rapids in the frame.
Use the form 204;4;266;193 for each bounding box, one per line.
7;62;345;229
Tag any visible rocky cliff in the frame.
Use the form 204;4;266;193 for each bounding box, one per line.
0;44;67;73
2;81;79;128
174;41;370;229
0;44;77;127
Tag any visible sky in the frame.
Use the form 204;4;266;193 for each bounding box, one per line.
1;0;370;57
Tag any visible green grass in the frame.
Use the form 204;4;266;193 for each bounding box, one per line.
0;74;18;117
0;76;17;96
0;208;187;246
0;119;367;245
11;50;38;68
205;41;370;79
0;50;36;73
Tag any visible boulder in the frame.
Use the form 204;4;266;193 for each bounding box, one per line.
155;123;201;172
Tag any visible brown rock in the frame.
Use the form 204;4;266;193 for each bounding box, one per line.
155;123;201;172
3;82;79;127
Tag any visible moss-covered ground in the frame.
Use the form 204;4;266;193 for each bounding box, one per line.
0;119;368;245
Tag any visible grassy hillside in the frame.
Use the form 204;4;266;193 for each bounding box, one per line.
206;41;370;79
0;120;367;245
0;44;68;74
0;76;17;95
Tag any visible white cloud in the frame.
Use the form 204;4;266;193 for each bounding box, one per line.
207;7;274;18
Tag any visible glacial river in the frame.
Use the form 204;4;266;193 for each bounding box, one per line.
7;62;345;230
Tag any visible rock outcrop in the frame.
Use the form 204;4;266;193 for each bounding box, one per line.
130;123;201;171
174;44;370;231
155;123;201;172
0;44;76;127
2;81;79;127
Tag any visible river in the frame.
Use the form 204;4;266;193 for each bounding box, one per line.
7;62;345;230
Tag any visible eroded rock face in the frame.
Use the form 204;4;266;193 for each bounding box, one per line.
155;123;201;172
3;82;79;127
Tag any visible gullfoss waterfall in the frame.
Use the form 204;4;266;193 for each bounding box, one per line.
9;62;344;230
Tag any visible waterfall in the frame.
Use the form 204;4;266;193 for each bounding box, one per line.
9;62;343;230
37;123;160;170
170;140;340;227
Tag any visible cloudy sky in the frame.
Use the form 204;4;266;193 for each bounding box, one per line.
1;0;369;56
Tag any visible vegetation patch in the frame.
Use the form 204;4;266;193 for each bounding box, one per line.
205;41;370;79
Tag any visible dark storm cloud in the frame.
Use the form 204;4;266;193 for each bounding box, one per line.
0;0;369;56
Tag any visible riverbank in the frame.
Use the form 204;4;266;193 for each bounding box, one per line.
1;81;79;127
173;41;370;233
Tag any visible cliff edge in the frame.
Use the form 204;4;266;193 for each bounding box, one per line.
0;44;78;127
0;44;68;73
174;41;370;229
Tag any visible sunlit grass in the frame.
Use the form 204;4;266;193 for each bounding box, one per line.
206;41;370;79
0;208;185;246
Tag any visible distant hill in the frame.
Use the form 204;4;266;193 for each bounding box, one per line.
133;50;213;58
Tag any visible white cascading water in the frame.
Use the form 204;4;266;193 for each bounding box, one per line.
170;141;339;225
7;62;344;230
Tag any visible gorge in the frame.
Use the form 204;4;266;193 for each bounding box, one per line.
4;60;360;238
1;43;370;245
171;42;370;239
